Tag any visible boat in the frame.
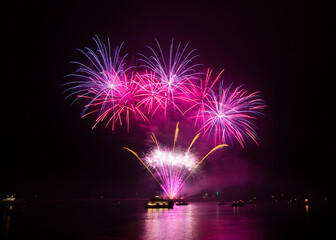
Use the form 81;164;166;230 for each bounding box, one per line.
216;201;226;205
176;201;189;206
232;200;244;207
0;195;26;206
145;196;174;209
246;197;257;204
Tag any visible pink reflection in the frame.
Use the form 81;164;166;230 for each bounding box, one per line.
143;204;195;239
142;203;265;240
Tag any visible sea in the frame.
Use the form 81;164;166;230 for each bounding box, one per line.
1;199;331;240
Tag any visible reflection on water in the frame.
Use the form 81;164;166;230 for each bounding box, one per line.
232;205;240;216
305;204;309;214
0;200;329;240
305;204;310;224
144;204;195;239
143;203;264;240
1;205;13;239
4;215;11;239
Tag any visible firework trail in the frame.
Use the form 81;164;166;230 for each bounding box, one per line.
199;82;267;148
124;122;227;199
63;36;147;131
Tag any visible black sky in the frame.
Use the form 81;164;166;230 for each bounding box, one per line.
6;0;332;199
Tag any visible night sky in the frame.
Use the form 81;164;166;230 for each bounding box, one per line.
6;1;332;200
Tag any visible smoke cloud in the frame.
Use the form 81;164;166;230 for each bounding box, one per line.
183;151;265;199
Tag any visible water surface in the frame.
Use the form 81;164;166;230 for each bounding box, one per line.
1;200;330;239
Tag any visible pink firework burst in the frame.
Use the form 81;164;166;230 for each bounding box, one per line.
64;36;266;148
138;38;202;115
184;69;224;126
86;72;148;132
134;71;169;118
63;36;147;131
200;82;267;148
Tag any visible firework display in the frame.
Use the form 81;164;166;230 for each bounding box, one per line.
63;36;267;199
64;36;266;147
124;123;227;199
